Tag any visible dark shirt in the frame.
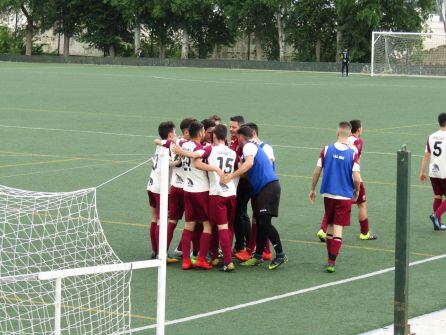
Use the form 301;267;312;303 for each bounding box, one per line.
342;51;349;63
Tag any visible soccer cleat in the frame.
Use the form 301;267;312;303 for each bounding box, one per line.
194;257;212;270
211;258;222;267
235;249;251;262
182;259;193;270
191;255;198;265
241;257;263;267
262;251;273;261
359;232;378;240
220;262;235;272
167;257;179;264
150;252;157;259
325;264;335;273
268;254;288;270
173;248;183;258
429;214;446;230
317;229;326;242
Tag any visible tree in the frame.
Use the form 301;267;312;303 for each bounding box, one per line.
79;1;132;56
288;0;336;62
0;0;55;55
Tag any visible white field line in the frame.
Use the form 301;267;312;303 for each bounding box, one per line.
0;124;154;138
0;122;423;159
123;254;446;334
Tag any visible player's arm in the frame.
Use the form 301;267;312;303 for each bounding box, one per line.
419;151;430;182
172;145;201;159
309;166;322;205
352;171;361;202
221;155;254;184
194;158;224;176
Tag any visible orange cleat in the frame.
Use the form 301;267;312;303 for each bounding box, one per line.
262;251;273;261
182;258;193;270
235;249;251;262
194;257;212;270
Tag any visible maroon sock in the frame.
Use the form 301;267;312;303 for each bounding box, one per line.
434;199;443;223
435;201;446;219
210;228;219;260
359;219;369;235
248;224;257;253
192;224;203;256
155;225;160;254
320;214;328;233
198;232;212;259
181;229;193;261
329;237;343;265
326;234;333;259
150;221;158;254
219;229;232;264
264;240;271;253
167;222;176;250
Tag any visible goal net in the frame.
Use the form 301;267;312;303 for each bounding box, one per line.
371;31;446;77
0;152;170;335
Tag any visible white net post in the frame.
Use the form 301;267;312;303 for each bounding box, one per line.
371;31;446;77
54;278;62;335
155;149;169;335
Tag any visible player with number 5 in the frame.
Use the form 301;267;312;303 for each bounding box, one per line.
420;113;446;230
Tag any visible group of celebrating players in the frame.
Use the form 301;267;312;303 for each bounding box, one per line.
147;115;285;272
147;114;380;273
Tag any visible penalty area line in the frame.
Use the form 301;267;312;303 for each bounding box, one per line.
124;253;446;334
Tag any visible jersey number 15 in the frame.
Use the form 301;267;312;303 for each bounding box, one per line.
217;157;234;174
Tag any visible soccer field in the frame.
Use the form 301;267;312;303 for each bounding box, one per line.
1;61;446;335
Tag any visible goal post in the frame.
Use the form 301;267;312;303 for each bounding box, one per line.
0;150;170;335
371;31;446;77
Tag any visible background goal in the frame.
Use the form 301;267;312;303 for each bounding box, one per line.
371;31;446;77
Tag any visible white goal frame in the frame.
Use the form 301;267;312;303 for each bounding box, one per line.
0;151;170;335
371;31;446;77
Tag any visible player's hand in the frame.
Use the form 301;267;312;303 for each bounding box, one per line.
419;173;427;183
352;190;360;203
172;144;182;156
220;174;232;184
215;168;225;178
309;190;316;204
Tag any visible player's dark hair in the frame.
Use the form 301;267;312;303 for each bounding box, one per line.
350;120;362;133
338;121;352;130
180;118;197;132
438;113;446;127
238;125;254;139
230;115;245;125
202;119;216;131
158;121;175;140
244;122;259;135
188;121;204;139
213;124;227;141
209;115;222;123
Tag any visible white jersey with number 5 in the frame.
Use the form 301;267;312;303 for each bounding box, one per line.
147;145;170;193
426;130;446;179
207;144;239;197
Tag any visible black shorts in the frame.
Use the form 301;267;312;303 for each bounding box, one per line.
254;181;281;218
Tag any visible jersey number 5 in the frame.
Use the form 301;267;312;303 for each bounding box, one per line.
434;141;442;157
217;157;234;174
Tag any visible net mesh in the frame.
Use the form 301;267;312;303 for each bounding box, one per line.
0;185;131;335
372;32;446;76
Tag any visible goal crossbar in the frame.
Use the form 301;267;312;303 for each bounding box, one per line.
0;260;164;284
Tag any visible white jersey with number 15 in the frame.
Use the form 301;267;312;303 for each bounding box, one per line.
426;130;446;179
207;144;239;197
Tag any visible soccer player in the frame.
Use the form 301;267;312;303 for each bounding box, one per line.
209;115;222;125
202;119;216;145
192;124;238;272
310;121;361;273
147;121;176;259
236;122;274;262
175;121;221;270
419;113;446;230
317;120;377;241
230;116;252;255
222;126;287;270
341;48;349;77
